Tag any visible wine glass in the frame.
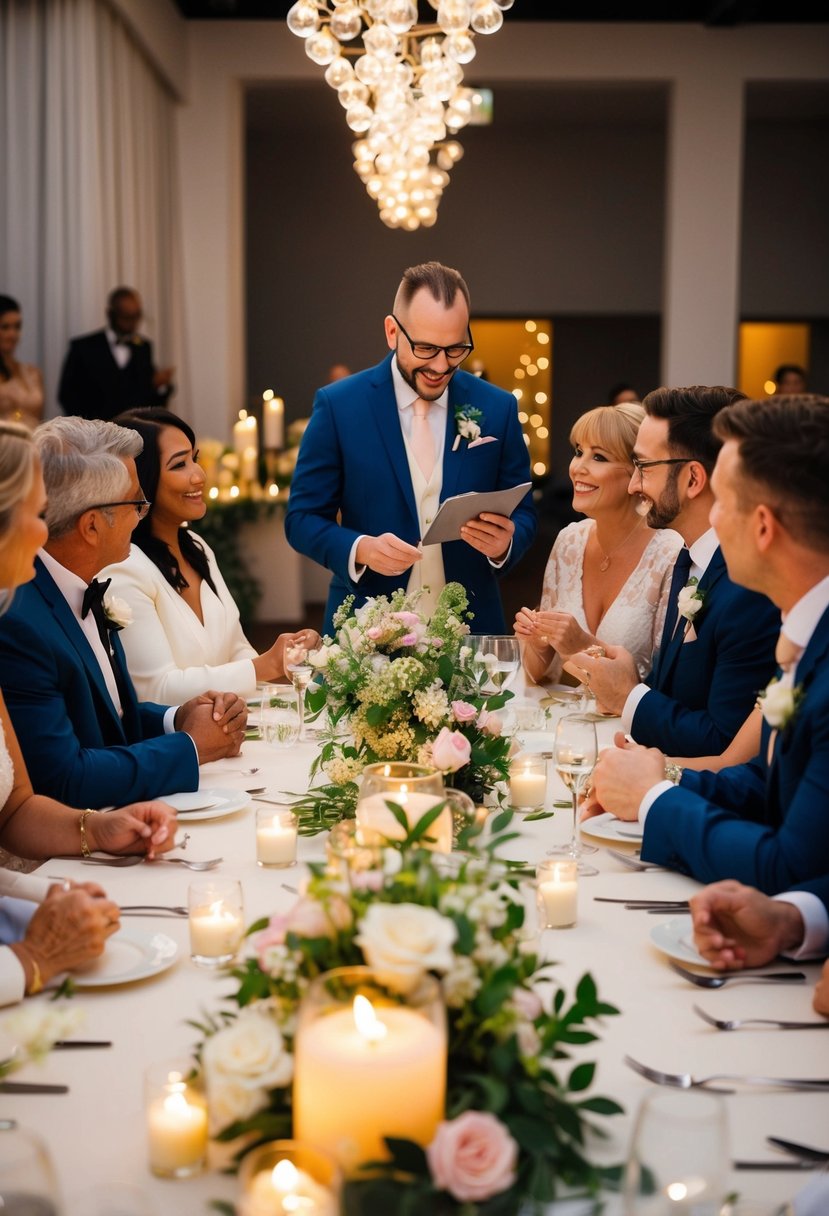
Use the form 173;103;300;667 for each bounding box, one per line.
623;1089;730;1214
261;683;301;749
467;635;521;695
549;713;599;876
285;643;314;741
0;1119;62;1214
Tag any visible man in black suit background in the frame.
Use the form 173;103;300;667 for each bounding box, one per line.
58;287;175;421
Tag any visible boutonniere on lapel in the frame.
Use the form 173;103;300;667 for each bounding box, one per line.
676;577;705;623
451;404;484;451
104;594;132;631
757;676;803;729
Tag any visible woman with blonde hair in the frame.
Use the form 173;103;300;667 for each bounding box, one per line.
515;402;682;684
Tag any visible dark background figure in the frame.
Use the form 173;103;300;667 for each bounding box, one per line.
773;363;808;394
57;286;175;422
607;381;640;405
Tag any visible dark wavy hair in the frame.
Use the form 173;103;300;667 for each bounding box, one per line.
0;294;21;382
112;407;218;597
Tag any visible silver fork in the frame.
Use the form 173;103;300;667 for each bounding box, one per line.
153;856;223;871
669;959;807;987
693;1003;829;1032
120;905;188;917
624;1054;829;1094
605;848;665;871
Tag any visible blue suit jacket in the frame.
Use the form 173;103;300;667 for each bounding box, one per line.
631;547;780;756
284;356;537;635
0;559;199;807
642;603;829;893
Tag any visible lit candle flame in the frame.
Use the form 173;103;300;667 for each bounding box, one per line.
272;1159;299;1191
353;994;387;1044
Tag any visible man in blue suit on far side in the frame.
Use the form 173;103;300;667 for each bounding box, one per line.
285;261;536;635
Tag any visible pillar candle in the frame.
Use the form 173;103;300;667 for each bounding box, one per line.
233;411;258;458
356;791;452;853
264;395;285;449
294;1001;446;1173
241;444;259;484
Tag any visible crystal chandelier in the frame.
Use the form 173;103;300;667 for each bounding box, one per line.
286;0;512;231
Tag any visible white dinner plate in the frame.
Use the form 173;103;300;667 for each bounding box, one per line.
69;930;178;988
161;787;251;821
649;915;709;967
579;811;644;842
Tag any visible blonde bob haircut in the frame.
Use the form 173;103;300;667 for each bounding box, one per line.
0;420;37;548
569;401;645;470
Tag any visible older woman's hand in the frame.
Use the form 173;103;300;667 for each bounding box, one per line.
813;959;829;1017
86;801;177;858
19;886;121;987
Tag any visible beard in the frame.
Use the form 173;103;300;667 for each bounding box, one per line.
644;466;682;530
396;349;459;401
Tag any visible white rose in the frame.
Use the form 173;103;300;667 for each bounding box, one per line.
355;903;457;994
104;594;133;629
202;1007;293;1095
207;1076;269;1131
676;580;704;621
759;678;797;728
458;418;481;441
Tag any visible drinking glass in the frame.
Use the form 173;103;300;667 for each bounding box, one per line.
261;683;301;749
284;645;314;741
0;1120;62;1215
467;635;521;695
549;713;599;875
623;1089;730;1215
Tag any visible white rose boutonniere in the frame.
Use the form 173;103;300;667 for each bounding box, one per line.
451;404;484;451
758;677;803;729
676;576;705;622
104;594;133;631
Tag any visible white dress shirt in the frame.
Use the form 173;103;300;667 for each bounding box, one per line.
106;326;132;369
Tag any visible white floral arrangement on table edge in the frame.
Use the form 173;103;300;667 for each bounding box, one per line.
0;1003;85;1079
757;676;804;729
676;576;705;622
452;403;484;451
293;582;518;834
193;815;623;1216
103;593;133;631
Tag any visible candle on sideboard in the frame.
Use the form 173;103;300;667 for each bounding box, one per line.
233;410;258;458
241;444;258;484
356;790;452;853
256;808;298;868
263;392;285;449
536;859;578;929
509;759;547;809
145;1062;208;1178
293;992;446;1174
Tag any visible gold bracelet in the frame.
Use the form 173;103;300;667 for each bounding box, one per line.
79;808;98;858
26;957;43;996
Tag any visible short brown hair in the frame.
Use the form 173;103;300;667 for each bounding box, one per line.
395;262;470;312
642;385;746;475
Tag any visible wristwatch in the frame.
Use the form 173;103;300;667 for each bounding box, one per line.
664;761;684;785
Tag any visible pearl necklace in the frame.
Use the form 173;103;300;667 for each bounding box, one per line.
594;518;645;572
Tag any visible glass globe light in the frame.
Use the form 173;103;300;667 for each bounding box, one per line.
470;0;504;34
364;0;389;17
493;0;514;8
355;53;384;86
338;79;371;108
324;56;354;89
346;102;374;132
419;37;444;68
305;29;339;65
352;139;372;161
384;0;417;34
286;0;319;38
363;22;400;57
330;3;364;41
442;31;476;63
366;176;384;197
437;0;472;35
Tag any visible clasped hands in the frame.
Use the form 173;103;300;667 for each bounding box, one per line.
175;689;247;761
514;607;595;658
357;512;513;577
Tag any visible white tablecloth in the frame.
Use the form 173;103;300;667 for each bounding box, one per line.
16;699;827;1214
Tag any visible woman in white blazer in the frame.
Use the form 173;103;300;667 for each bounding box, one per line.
102;408;319;704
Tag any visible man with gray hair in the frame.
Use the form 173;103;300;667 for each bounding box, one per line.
0;416;246;808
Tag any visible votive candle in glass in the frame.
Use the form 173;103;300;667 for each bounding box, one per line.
145;1058;208;1178
256;808;298;868
536;859;578;929
509;754;547;811
188;878;245;966
239;1140;339;1216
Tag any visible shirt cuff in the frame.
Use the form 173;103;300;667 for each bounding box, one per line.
163;706;178;734
638;780;674;825
488;538;513;569
0;949;26;1007
348;536;367;583
622;683;650;734
773;893;829;959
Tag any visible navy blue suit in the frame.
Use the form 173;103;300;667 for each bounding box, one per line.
284;355;537;636
631;547;780;756
642;604;829;893
0;558;198;807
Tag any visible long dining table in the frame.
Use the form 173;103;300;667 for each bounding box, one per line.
13;690;828;1214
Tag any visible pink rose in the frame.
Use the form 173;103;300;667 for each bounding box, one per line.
511;987;543;1021
400;632;418;647
477;709;503;737
431;727;472;773
255;916;288;967
451;700;477;723
392;611;420;628
427;1111;519;1202
366;626;383;640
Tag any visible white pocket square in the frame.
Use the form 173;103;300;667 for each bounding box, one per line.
468;435;498;448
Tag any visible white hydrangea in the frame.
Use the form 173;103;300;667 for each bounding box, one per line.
442;955;482;1007
413;683;451;729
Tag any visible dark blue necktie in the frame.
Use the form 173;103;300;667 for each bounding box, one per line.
655;547;693;678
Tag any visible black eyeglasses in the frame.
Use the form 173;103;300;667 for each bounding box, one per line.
631;457;692;480
391;314;474;363
86;499;151;520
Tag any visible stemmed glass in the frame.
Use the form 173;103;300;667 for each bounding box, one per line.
467;635;521;695
0;1119;63;1214
623;1089;730;1215
549;713;599;876
285;644;313;742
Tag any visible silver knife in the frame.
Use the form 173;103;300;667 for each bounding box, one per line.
767;1136;829;1163
0;1081;69;1094
734;1160;816;1171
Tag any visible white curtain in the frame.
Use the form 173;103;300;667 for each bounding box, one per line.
0;0;185;418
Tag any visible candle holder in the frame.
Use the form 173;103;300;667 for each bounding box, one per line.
536;859;578;929
325;819;385;890
293;966;447;1176
356;762;452;853
188;878;245;967
238;1140;340;1216
509;753;548;812
145;1058;208;1178
256;808;298;869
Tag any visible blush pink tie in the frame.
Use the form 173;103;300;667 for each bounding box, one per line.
775;631;802;673
410;399;436;481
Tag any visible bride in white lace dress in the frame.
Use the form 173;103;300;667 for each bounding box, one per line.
515;402;682;685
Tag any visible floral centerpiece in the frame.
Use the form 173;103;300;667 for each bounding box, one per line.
195;814;622;1215
292;582;515;834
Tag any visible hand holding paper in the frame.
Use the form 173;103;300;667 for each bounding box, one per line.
420;482;531;546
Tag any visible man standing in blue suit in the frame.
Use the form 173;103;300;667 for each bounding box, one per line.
586;394;829;894
0;416;246;809
285;262;537;635
570;385;779;756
